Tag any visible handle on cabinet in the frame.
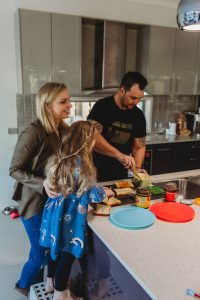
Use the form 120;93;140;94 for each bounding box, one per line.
191;145;200;149
169;78;172;92
190;157;200;161
197;80;200;93
157;148;170;152
175;78;179;93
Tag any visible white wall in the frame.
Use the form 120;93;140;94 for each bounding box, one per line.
0;0;178;209
20;0;177;28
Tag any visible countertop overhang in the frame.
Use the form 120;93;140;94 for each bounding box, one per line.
88;169;200;300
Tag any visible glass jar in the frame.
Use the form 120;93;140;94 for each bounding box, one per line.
164;182;178;201
135;186;151;208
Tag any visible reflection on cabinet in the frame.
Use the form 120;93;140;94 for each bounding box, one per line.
195;35;200;94
145;141;200;175
137;26;175;95
137;26;199;95
20;9;51;94
52;14;81;94
19;9;81;94
173;30;198;95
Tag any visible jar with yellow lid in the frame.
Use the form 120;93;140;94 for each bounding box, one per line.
135;186;151;208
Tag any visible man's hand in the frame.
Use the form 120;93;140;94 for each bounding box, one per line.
43;179;59;198
116;153;136;170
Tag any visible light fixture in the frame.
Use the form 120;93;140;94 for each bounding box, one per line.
177;0;200;31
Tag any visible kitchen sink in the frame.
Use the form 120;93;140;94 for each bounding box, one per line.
183;175;200;186
152;178;200;200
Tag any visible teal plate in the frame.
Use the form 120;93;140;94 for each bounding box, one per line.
110;206;156;230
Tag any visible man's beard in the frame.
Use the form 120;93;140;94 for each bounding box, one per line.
120;96;134;110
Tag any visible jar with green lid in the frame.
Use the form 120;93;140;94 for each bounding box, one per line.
135;186;151;208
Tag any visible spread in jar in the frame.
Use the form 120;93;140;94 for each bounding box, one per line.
135;186;151;208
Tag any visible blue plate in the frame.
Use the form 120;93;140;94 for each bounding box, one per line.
110;206;156;230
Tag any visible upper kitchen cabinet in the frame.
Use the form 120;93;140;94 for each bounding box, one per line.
19;9;81;94
137;26;199;95
20;9;51;94
51;14;81;94
173;30;198;95
137;26;175;95
195;34;200;95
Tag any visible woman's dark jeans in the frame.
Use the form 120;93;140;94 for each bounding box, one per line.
17;212;46;288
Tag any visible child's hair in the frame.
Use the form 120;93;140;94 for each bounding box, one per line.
46;120;102;197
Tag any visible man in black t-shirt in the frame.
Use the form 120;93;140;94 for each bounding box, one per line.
88;71;148;181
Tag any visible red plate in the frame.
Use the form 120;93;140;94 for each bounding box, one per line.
150;202;195;222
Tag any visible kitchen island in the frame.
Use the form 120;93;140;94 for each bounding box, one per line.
86;169;200;300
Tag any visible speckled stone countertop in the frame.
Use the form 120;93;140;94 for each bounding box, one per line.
146;133;200;145
88;169;200;300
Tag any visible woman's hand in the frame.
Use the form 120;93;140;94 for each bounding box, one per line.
103;186;115;197
43;179;59;198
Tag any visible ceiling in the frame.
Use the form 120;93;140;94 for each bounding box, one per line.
129;0;180;8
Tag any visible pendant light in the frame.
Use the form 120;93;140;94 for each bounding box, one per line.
177;0;200;31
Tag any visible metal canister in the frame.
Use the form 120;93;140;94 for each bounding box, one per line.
164;182;178;201
135;186;151;208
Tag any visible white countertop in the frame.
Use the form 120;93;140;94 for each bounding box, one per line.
88;169;200;300
146;133;200;145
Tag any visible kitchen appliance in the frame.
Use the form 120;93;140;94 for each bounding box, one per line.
142;149;153;174
184;111;199;134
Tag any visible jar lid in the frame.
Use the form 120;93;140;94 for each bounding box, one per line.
136;186;150;195
164;182;177;191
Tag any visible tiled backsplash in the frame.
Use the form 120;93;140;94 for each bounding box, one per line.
16;94;199;134
151;95;198;133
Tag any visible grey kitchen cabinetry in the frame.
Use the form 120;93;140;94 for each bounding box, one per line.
137;26;175;95
20;9;51;94
19;9;81;94
195;34;200;94
51;13;81;94
173;30;198;95
145;141;200;175
137;26;198;95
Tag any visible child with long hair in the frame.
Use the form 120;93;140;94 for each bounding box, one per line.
40;120;113;300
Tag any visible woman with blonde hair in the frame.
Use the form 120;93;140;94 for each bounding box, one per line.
9;82;71;297
40;120;113;300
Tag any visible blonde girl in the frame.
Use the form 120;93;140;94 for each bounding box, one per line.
40;120;113;300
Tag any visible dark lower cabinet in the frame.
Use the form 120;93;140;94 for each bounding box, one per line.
143;141;200;175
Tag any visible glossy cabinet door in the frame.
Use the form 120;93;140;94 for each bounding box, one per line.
148;26;175;95
137;26;175;95
146;141;200;175
173;30;198;95
137;26;199;95
20;9;52;94
51;14;81;94
195;33;200;94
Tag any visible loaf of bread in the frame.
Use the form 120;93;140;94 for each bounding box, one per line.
103;196;121;206
114;187;134;196
114;180;134;188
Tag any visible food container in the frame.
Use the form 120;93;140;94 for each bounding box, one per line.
134;172;151;188
135;186;151;209
164;182;178;201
